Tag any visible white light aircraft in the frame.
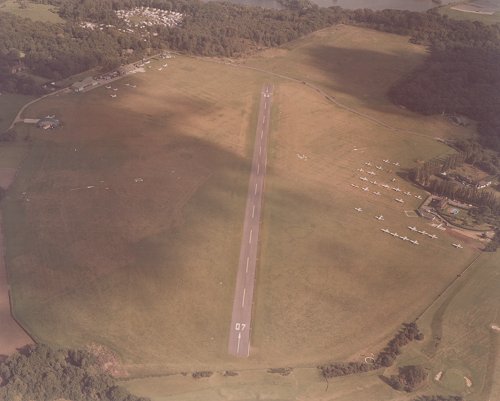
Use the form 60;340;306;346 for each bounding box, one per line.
393;162;400;166
428;234;438;239
365;162;372;166
368;171;376;175
362;187;369;191
351;184;359;188
105;85;112;89
452;243;463;249
400;236;409;241
408;226;417;231
383;159;390;163
375;215;384;221
358;168;365;172
404;191;411;196
381;228;391;233
395;198;404;203
376;165;382;170
373;191;381;196
391;232;399;237
382;184;390;189
354;208;363;212
110;94;117;98
392;187;402;192
410;239;419;245
360;177;368;181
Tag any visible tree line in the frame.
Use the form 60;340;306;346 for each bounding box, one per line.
318;322;424;378
0;344;149;401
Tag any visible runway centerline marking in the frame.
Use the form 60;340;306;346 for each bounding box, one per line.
228;83;273;358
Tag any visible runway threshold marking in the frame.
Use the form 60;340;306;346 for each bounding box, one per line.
228;83;273;358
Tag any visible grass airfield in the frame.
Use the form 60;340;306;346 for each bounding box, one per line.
1;24;497;401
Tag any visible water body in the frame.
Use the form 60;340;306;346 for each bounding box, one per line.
315;0;455;11
206;0;456;10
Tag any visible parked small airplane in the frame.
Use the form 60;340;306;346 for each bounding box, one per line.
351;184;359;188
110;94;117;98
419;230;427;235
354;208;363;212
360;177;368;181
414;195;423;199
428;234;438;239
376;165;382;170
358;168;365;172
393;162;400;166
383;159;390;163
408;226;417;231
403;191;411;196
452;243;463;249
381;228;391;233
375;215;384;221
373;191;381;196
390;232;399;237
367;171;376;175
410;239;419;245
392;187;402;192
395;198;404;203
362;187;369;191
382;184;390;189
400;236;409;241
105;85;112;89
113;88;118;91
365;162;372;166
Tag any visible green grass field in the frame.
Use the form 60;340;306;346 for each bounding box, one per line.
1;24;495;401
0;93;35;133
3;58;270;369
0;0;63;23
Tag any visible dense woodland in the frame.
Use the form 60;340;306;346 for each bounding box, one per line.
0;344;149;401
1;0;499;150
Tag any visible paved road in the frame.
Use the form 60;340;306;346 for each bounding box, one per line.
228;83;273;357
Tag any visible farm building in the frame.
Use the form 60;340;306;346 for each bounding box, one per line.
37;117;60;130
71;77;97;92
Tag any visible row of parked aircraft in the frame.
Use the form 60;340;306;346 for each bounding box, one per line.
357;177;422;198
381;228;419;245
383;159;400;166
408;226;438;239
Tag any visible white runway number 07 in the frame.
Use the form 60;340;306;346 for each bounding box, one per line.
235;323;246;331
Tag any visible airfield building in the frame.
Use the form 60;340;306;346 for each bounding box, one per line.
71;77;98;92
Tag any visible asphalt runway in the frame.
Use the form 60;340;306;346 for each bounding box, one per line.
228;83;273;357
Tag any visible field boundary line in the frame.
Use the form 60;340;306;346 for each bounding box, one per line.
415;252;482;322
